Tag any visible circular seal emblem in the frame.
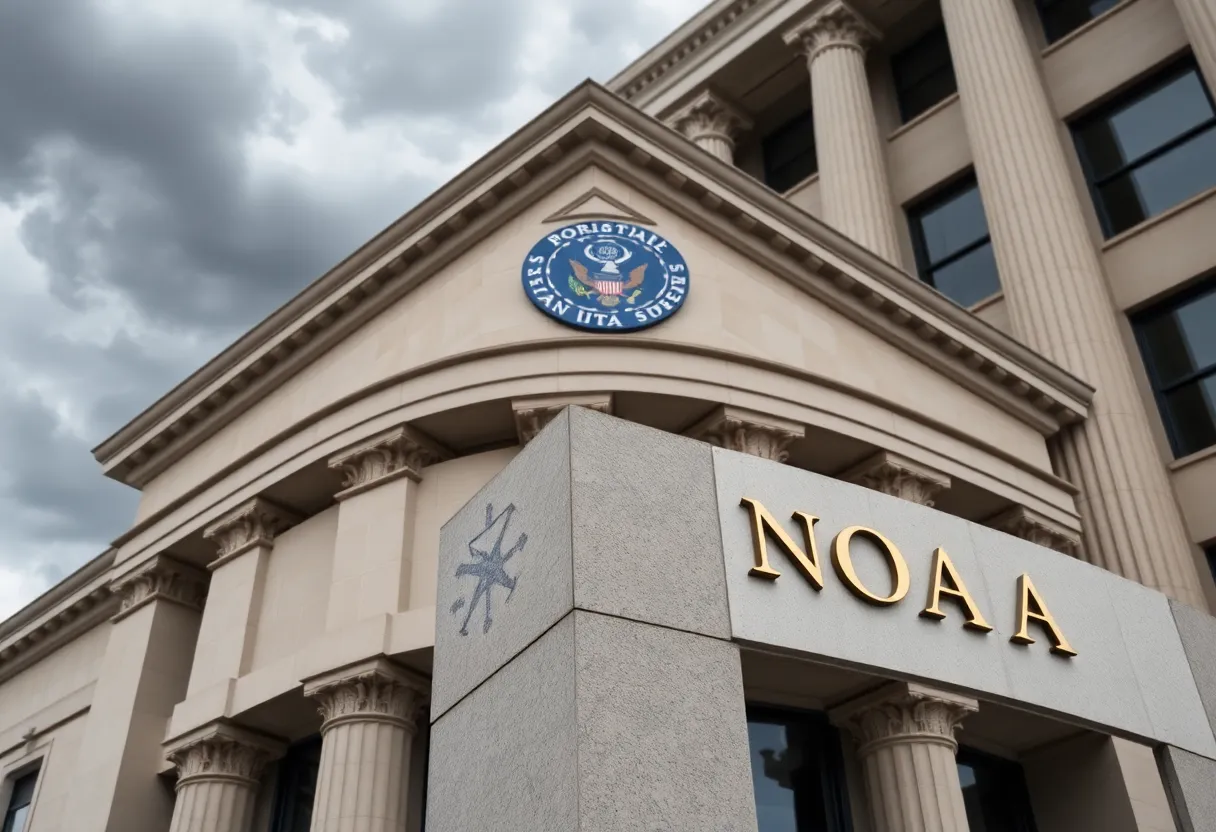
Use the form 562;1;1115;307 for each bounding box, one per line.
521;221;690;331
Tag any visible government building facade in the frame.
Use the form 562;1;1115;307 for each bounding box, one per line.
4;0;1216;830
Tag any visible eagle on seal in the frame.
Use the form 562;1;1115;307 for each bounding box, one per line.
571;259;647;307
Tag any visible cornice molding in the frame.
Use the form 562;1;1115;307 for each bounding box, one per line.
92;82;1092;489
328;423;452;499
0;579;116;684
202;497;301;567
511;393;613;445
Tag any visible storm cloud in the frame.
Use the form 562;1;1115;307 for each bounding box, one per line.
0;0;705;618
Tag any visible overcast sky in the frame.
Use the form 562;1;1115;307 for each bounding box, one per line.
0;0;708;619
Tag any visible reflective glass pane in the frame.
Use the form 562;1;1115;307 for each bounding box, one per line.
763;110;818;193
916;183;989;263
1077;70;1215;178
2;805;28;832
748;713;846;832
1100;127;1216;234
898;67;958;122
928;242;1001;308
956;749;1039;832
1165;374;1216;456
1139;286;1216;385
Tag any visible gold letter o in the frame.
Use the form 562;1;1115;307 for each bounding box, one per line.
830;526;910;606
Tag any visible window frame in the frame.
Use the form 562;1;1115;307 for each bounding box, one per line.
956;746;1040;832
907;173;998;306
1071;57;1216;238
890;24;958;124
760;107;818;194
746;704;854;832
269;736;323;832
1;768;40;832
1132;277;1216;458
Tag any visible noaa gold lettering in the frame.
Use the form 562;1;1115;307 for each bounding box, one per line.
920;548;993;631
831;526;910;606
739;497;824;590
1010;574;1077;656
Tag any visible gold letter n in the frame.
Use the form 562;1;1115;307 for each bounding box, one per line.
739;497;823;591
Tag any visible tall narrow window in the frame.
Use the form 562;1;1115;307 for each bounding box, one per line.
762;109;818;194
908;175;1001;307
1072;60;1216;237
1205;544;1216;585
270;738;322;832
1036;0;1122;44
891;25;957;123
957;747;1039;832
747;706;852;832
1133;279;1216;458
1;770;38;832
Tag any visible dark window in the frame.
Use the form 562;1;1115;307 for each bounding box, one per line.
1;771;38;832
1036;0;1122;44
908;175;1001;307
1133;280;1216;458
270;738;322;832
891;26;957;123
1072;60;1216;237
1206;544;1216;584
957;747;1039;832
747;706;852;832
762;109;818;193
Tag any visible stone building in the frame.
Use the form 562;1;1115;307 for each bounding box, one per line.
2;0;1216;830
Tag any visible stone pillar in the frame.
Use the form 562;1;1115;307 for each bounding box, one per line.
842;450;951;506
165;722;284;832
188;497;299;696
63;555;207;832
324;424;450;631
783;1;902;263
988;505;1081;556
303;658;429;832
939;0;1206;607
1159;745;1216;832
669;88;753;164
686;404;805;462
511;393;612;445
1174;0;1216;94
832;682;978;832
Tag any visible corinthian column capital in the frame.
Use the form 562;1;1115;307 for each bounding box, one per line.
202;497;300;566
304;657;430;734
165;722;285;790
511;393;613;445
110;554;208;622
842;450;951;506
328;424;452;499
832;682;978;756
783;1;879;60
687;405;805;462
988;505;1081;556
668;89;753;161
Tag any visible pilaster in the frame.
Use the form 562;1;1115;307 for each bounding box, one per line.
939;0;1206;607
166;721;285;832
831;682;978;832
841;450;951;506
668;88;753;164
511;393;613;445
988;505;1081;556
783;1;902;263
686;405;804;462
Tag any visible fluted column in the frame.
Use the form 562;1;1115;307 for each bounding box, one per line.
1174;0;1216;93
783;1;903;263
511;393;613;445
166;722;284;832
988;505;1081;556
940;0;1206;607
304;658;429;832
842;450;951;506
832;682;978;832
669;88;753;164
686;404;805;462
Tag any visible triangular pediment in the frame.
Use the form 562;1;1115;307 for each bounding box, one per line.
542;187;655;225
95;81;1092;489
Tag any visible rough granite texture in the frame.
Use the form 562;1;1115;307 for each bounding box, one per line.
569;407;732;639
1170;599;1216;741
431;410;574;720
426;615;579;832
1158;745;1216;832
572;610;757;832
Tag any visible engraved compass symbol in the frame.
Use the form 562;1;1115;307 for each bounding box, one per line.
449;503;526;635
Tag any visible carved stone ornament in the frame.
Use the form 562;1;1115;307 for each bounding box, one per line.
687;405;805;463
833;683;978;757
511;395;613;445
202;497;301;565
988;506;1081;556
328;424;451;499
166;723;285;789
110;555;208;622
668;89;753;152
782;0;879;61
842;451;951;507
304;659;430;734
